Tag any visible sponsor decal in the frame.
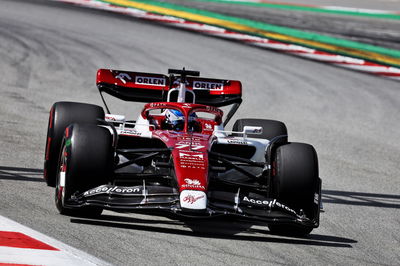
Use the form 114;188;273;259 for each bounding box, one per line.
242;196;271;205
227;139;248;145
176;144;190;149
191;145;205;150
135;76;166;86
179;152;203;159
182;178;205;190
178;136;203;142
205;123;212;130
179;165;205;169
119;128;142;136
180;190;207;209
182;103;191;109
84;185;141;196
185;178;201;185
193;81;223;91
149;102;167;108
205;106;219;113
115;73;132;84
242;196;297;216
183;194;205;204
175;143;205;150
178;151;206;169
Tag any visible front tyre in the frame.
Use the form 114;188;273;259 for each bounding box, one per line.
55;123;113;217
269;143;320;236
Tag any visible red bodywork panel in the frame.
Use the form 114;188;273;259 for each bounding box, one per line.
153;131;211;192
141;102;222;193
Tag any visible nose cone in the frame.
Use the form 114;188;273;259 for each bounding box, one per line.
170;134;210;192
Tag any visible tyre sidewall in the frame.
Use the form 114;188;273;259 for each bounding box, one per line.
44;102;104;186
55;123;112;215
273;143;319;219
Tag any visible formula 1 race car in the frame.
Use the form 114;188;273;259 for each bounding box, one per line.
44;68;321;235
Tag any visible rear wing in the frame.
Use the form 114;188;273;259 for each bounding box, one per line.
96;69;242;107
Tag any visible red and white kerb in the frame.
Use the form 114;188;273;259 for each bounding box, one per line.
0;215;108;265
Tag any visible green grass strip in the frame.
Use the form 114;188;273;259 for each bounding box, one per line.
190;0;400;20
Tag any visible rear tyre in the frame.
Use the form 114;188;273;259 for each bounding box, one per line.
44;102;104;187
232;118;287;142
55;124;113;217
269;143;319;236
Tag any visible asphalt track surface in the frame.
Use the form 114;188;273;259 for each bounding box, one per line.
1;0;399;265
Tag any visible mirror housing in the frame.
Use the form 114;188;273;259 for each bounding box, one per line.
243;126;263;136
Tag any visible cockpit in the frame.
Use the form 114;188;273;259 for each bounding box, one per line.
142;103;223;134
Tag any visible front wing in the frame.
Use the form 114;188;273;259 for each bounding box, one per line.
65;183;320;228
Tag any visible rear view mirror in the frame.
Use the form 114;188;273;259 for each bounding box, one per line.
105;114;126;122
243;126;263;135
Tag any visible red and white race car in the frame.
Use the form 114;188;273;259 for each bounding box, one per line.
44;68;321;235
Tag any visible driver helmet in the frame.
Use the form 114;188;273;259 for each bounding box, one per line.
164;109;184;131
164;109;199;132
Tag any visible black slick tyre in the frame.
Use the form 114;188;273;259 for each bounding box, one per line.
55;123;113;217
44;102;104;187
269;143;319;236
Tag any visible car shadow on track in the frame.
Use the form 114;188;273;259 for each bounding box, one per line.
70;214;356;248
322;189;400;209
0;166;44;182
